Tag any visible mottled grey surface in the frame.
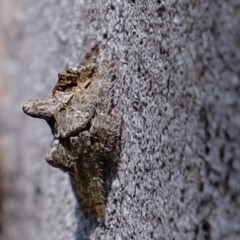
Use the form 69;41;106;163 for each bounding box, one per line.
0;0;240;240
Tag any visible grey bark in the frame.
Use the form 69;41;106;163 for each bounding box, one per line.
0;0;239;240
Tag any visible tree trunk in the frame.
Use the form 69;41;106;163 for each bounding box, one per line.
0;0;239;239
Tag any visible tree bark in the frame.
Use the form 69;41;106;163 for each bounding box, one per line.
0;0;239;239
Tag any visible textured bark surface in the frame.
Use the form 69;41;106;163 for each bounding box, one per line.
0;0;239;239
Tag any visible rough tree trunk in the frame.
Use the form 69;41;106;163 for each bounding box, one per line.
0;0;239;239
